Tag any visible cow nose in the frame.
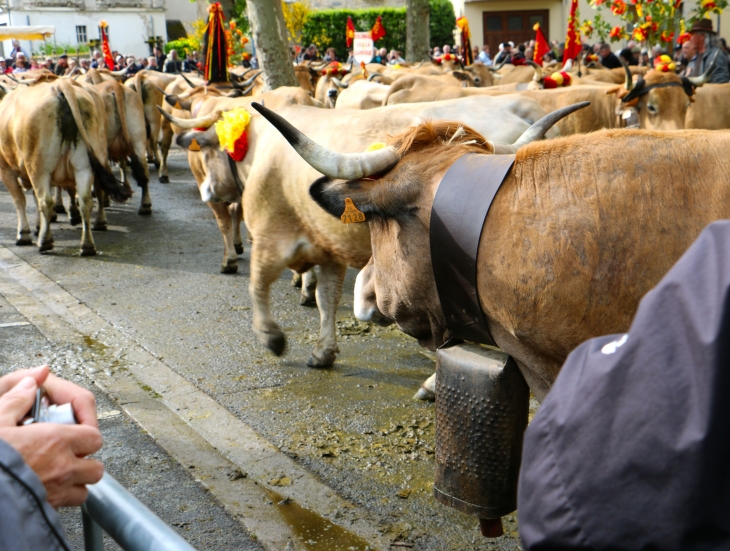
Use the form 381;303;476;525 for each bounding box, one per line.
327;89;337;97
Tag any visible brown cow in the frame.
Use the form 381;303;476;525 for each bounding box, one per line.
0;79;132;254
257;104;730;402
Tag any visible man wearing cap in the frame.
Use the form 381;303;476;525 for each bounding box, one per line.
54;54;68;76
688;18;729;83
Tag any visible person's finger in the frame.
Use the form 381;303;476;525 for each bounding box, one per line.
43;374;98;428
0;377;38;426
0;366;48;396
65;425;103;457
48;484;90;509
69;457;104;487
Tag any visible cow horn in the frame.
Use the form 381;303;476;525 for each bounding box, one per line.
232;70;262;89
110;68;129;77
179;73;196;87
236;67;256;80
367;73;383;81
620;58;634;91
527;60;543;82
488;59;508;72
563;58;573;71
492;102;590;154
157;105;221;129
251;102;400;180
332;77;349;89
688;51;718;87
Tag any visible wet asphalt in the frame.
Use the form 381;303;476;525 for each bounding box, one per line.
0;149;524;550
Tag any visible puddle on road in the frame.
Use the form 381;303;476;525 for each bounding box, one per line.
263;487;373;551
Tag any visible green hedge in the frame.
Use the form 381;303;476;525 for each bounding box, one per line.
301;0;456;61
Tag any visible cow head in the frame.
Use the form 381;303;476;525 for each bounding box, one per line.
612;59;712;130
315;74;349;108
462;62;495;87
251;102;587;349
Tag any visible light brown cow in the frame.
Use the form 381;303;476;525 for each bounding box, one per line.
259;105;730;402
0;79;132;254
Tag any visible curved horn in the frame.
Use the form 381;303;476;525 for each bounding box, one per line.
156;105;221;129
251;102;400;180
619;57;634;91
232;70;262;89
332;77;349;89
492;102;590;154
527;60;543;82
488;59;508;72
367;73;383;81
239;78;258;96
110;68;129;77
179;72;196;88
563;58;573;72
236;67;256;80
688;51;719;87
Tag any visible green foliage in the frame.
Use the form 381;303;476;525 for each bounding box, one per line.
165;37;198;59
301;0;456;60
36;43;90;55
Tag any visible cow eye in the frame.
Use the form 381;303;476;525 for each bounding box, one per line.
647;104;658;115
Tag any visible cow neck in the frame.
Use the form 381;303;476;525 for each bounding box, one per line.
429;153;515;348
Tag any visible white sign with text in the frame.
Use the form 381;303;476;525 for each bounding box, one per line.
353;31;374;64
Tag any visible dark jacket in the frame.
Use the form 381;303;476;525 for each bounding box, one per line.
600;51;622;69
163;59;183;74
697;47;730;83
518;220;730;550
0;439;70;550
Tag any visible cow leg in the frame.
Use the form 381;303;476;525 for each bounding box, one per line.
53;186;66;214
158;122;172;183
93;187;108;232
291;271;302;288
72;161;97;256
300;268;318;307
249;239;287;356
1;170;32;246
68;190;81;226
130;135;152;215
30;174;55;252
308;262;346;367
208;201;238;273
231;203;244;255
118;158;131;189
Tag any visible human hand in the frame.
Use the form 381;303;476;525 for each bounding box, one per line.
0;374;103;507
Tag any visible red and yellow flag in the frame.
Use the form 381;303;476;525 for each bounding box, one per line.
99;21;114;70
456;16;472;64
533;23;550;63
203;2;228;83
370;16;386;42
563;0;581;67
346;16;356;48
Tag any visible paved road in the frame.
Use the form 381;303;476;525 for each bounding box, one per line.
0;149;525;551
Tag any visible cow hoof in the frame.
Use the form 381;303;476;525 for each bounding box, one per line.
159;175;169;184
15;235;32;246
38;242;53;253
80;246;97;257
51;213;58;223
220;262;238;274
235;243;244;255
54;204;66;214
291;272;302;288
413;387;435;401
299;294;317;307
70;216;81;226
264;330;286;357
307;351;336;368
93;222;107;231
138;205;152;215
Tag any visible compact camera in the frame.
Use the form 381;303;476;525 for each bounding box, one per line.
22;388;76;425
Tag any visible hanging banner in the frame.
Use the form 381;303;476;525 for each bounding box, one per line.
353;31;374;64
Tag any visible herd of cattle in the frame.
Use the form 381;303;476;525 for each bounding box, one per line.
0;56;727;402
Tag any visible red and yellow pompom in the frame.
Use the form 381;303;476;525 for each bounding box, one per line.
322;62;350;76
543;71;572;89
215;107;251;162
654;54;676;73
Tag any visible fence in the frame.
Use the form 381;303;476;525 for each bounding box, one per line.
81;473;199;551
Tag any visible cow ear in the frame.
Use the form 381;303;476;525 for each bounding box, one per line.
177;128;218;150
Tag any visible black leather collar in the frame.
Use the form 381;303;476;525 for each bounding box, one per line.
227;154;244;196
430;154;515;347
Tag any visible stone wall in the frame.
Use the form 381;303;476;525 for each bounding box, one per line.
309;0;405;9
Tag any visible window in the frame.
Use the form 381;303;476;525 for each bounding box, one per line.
486;16;501;32
508;16;523;31
76;25;87;44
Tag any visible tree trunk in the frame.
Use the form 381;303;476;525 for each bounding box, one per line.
246;0;297;90
406;0;431;62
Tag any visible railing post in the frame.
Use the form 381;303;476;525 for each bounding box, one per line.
82;504;104;551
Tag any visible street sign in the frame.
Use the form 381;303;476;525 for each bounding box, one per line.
353;31;374;64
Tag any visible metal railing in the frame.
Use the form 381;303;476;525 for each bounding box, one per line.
82;473;199;551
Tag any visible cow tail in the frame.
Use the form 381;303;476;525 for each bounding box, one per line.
112;83;148;189
136;72;152;141
57;80;132;204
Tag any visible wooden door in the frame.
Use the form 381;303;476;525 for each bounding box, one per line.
482;10;549;57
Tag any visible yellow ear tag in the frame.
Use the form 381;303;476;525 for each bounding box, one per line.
188;138;201;152
174;101;182;109
341;198;366;224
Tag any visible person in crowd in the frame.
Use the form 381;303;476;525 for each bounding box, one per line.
12;53;29;73
494;42;512;64
163;49;183;73
512;43;527;65
432;46;442;57
471;45;480;61
53;53;68;76
388;49;405;64
478;44;492;65
598;43;621;68
140;57;149;69
0;365;103;549
80;59;90;72
9;39;29;62
0;59;8;75
183;50;199;72
90;50;103;69
371;47;387;65
147;56;160;71
300;44;318;62
125;56;141;75
525;46;534;61
42;57;54;72
688;18;730;83
154;46;166;70
66;59;80;76
618;47;636;66
323;47;338;62
443;44;452;56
